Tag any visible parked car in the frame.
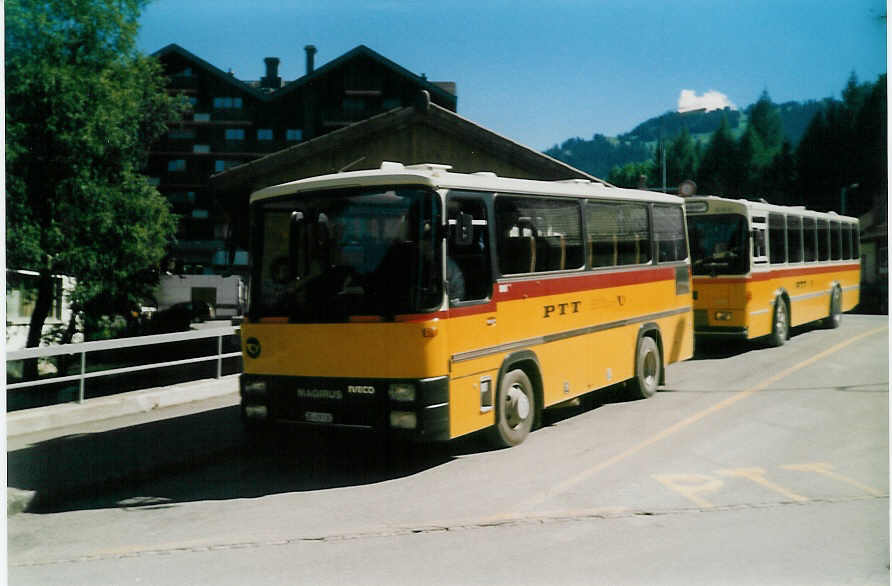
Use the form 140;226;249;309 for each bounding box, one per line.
148;301;215;333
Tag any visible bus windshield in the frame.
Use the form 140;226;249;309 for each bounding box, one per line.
687;213;750;275
250;186;442;322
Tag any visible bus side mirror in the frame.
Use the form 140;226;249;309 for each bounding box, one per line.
289;211;305;276
454;212;474;247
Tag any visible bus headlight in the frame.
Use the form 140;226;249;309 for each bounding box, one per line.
388;383;416;402
245;381;267;393
244;405;268;420
389;411;417;429
714;311;733;321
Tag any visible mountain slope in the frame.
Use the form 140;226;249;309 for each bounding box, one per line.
544;98;832;178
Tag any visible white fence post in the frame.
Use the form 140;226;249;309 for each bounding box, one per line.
79;351;86;404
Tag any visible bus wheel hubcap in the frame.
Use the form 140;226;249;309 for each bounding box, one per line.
506;384;530;428
643;352;657;387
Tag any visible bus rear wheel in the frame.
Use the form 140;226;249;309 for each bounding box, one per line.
769;299;789;347
629;336;661;400
489;369;535;448
823;287;842;329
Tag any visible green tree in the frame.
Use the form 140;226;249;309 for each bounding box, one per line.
6;0;184;357
665;127;698;187
607;161;653;188
850;74;887;216
736;124;765;194
795;73;884;214
696;115;738;195
747;90;784;156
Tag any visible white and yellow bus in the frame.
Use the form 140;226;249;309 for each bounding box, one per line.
685;196;860;346
240;162;693;446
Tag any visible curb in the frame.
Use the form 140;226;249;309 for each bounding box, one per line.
6;375;241;438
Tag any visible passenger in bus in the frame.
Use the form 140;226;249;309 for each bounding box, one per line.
447;256;465;302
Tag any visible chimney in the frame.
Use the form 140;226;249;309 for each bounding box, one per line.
261;57;281;89
304;45;317;75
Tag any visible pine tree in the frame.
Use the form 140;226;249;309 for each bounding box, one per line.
748;90;784;156
697;115;737;195
666;127;698;188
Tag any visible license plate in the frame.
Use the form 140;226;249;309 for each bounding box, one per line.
305;411;333;424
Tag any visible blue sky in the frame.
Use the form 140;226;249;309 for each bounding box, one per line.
137;0;886;151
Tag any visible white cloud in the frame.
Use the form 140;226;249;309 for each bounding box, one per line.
677;89;736;113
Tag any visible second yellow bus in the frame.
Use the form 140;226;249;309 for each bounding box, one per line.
685;196;860;346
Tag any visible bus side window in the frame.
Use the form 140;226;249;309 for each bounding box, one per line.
752;228;767;263
830;221;841;260
769;213;786;264
653;205;687;263
802;216;817;262
787;215;803;263
447;194;492;302
817;218;830;261
841;223;853;259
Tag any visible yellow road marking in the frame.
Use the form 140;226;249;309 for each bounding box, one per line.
519;325;887;510
783;462;885;497
716;467;808;502
653;474;724;508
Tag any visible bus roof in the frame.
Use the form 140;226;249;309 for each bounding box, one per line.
250;161;685;206
684;194;859;223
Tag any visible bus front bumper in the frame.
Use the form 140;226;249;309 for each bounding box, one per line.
240;374;450;441
693;326;749;339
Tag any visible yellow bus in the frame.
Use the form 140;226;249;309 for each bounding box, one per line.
685;196;860;346
240;162;693;446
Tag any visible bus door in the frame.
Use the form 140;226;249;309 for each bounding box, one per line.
445;192;499;436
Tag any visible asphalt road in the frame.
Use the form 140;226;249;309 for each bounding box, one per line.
8;314;889;585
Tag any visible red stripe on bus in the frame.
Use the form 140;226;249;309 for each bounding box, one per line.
692;262;860;284
396;266;682;322
493;266;678;302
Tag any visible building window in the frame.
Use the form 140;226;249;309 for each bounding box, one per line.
168;128;196;139
215;160;239;173
148;177;161;186
169;192;196;205
193;113;211;122
6;271;64;322
174;67;193;77
192;209;209;219
257;128;274;141
193;144;211;153
286;129;303;141
168;159;186;172
224;128;245;141
213;97;243;109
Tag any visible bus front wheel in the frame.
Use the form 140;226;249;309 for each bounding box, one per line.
489;369;535;448
823;287;842;329
629;336;661;400
769;299;789;347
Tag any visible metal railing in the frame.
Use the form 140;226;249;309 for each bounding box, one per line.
6;326;241;404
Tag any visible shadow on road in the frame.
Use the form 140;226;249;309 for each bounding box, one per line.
9;383;642;515
691;322;830;360
8;404;506;515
